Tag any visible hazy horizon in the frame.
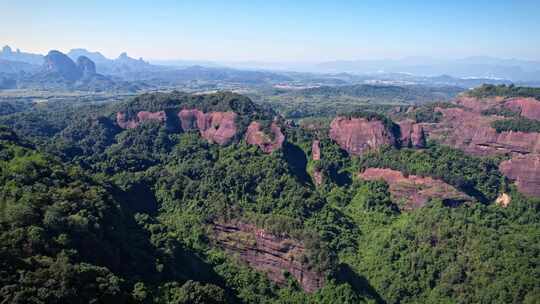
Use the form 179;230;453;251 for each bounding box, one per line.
2;0;539;62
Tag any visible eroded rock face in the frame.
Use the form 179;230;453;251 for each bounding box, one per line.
419;101;540;198
311;140;323;185
455;96;504;112
358;168;472;210
420;107;540;156
178;109;205;131
200;112;238;145
116;111;167;129
499;154;540;198
245;121;285;153
178;109;238;145
312;140;321;161
212;222;324;293
503;98;540;120
329;117;395;156
398;119;426;148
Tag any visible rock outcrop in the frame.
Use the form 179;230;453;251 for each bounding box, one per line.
329;117;395;156
244;121;285;153
455;96;504;112
499;154;540;198
178;109;238;145
116;111;167;129
398;119;426;148
503;98;540;120
311;140;321;161
420;107;540;156
212;222;324;293
417;98;540;198
311;140;323;185
359;168;472;210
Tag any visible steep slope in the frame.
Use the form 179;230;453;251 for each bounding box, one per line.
329;115;396;156
359;168;472;210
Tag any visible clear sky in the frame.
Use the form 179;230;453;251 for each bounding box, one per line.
1;0;539;62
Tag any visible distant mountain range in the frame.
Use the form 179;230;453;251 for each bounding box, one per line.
1;44;539;92
0;46;294;91
314;57;540;82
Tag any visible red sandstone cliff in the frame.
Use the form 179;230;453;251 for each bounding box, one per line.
244;121;285;153
212;222;324;293
329;117;395;156
419;107;540;156
455;95;540;120
499;154;540;198
503;98;540;120
311;140;321;161
359;168;472;210
398;119;426;148
416;99;540;198
455;96;505;112
178;109;238;145
116;111;167;129
311;140;323;185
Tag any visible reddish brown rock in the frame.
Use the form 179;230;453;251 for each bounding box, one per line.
398;119;426;148
201;112;238;145
329;117;395;156
358;168;472;210
455;96;505;112
212;222;324;293
420;107;540;156
116;111;167;129
178;108;206;131
499;154;540;198
312;140;321;161
178;109;238;145
503;98;540;120
245;121;285;153
312;169;324;186
311;140;324;185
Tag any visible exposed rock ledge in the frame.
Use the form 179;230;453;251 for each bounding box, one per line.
499;154;540;198
212;222;324;293
419;107;540;156
329;116;395;156
311;140;323;185
178;109;238;145
398;119;426;148
358;168;472;210
244;121;285;153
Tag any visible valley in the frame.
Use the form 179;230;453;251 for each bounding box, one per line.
1;82;539;303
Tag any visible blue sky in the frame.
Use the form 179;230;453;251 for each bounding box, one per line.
1;0;539;61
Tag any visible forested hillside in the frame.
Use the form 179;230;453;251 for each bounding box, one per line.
1;91;539;303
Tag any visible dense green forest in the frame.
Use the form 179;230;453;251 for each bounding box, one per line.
1;91;539;303
467;84;540;99
491;117;540;133
248;85;462;119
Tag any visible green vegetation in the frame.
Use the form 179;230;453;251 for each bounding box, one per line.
356;144;505;202
481;107;519;117
492;117;540;133
249;85;461;119
0;91;539;303
346;110;401;140
467;84;540;99
408;102;460;123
